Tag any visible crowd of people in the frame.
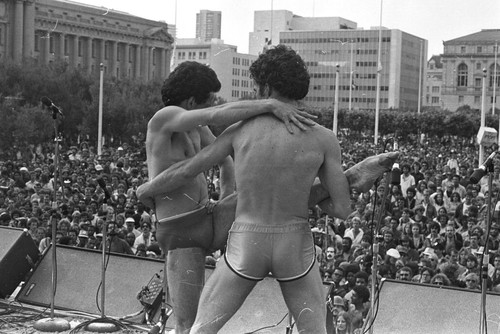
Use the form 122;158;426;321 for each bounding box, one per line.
316;136;500;333
1;133;500;333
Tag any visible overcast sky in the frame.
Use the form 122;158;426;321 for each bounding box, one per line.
77;0;500;57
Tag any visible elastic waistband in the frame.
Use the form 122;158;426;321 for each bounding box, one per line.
157;205;207;224
230;221;310;233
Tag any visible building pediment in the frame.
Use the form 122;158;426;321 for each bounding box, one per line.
144;27;174;43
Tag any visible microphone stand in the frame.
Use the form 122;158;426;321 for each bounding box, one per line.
34;104;71;332
74;223;124;333
368;171;391;334
367;137;394;334
479;161;495;334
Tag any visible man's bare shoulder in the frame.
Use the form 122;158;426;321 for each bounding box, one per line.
148;105;184;133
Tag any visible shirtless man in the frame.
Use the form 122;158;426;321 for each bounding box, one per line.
140;45;398;333
143;61;316;333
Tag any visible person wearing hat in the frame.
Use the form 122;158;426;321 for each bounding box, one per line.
76;230;89;248
124;216;141;238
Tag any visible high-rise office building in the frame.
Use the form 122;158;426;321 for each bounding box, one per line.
196;10;221;42
251;10;427;110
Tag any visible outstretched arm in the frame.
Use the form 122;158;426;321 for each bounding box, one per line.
138;125;239;201
148;99;316;135
309;152;400;209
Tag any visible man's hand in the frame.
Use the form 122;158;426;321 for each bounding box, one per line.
136;182;155;210
345;152;400;193
269;99;317;133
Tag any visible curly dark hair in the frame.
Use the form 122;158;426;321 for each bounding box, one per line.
161;61;221;106
249;44;310;100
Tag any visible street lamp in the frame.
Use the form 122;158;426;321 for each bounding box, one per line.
374;0;383;145
333;64;340;135
332;39;356;111
480;68;487;164
417;40;423;114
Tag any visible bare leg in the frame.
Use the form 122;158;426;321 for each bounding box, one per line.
190;259;258;334
279;263;327;334
167;248;206;334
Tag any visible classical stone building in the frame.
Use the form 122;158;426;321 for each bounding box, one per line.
424;55;444;108
0;0;174;80
441;29;500;112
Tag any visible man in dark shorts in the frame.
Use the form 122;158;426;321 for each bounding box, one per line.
141;61;316;333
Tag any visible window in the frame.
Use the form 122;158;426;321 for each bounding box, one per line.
460;46;466;53
457;63;468;87
432;97;440;104
458;96;464;103
477;46;482;53
431;86;440;93
476;62;481;70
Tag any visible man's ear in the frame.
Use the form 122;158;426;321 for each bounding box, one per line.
186;96;197;109
263;84;272;98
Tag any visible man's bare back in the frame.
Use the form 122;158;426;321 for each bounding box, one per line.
230;114;350;225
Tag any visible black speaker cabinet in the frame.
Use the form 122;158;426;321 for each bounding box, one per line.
0;226;40;298
18;244;164;318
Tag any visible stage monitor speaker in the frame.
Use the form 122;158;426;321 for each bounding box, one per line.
369;278;500;334
18;244;164;319
19;244;331;332
0;226;40;298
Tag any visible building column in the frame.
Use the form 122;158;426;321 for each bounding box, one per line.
23;0;35;59
42;31;50;64
70;35;79;68
85;37;93;74
57;33;65;61
99;39;105;67
14;0;24;60
159;48;166;78
110;40;117;76
141;46;149;81
135;45;141;78
122;43;129;78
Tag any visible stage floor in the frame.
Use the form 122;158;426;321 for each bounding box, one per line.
0;299;152;334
